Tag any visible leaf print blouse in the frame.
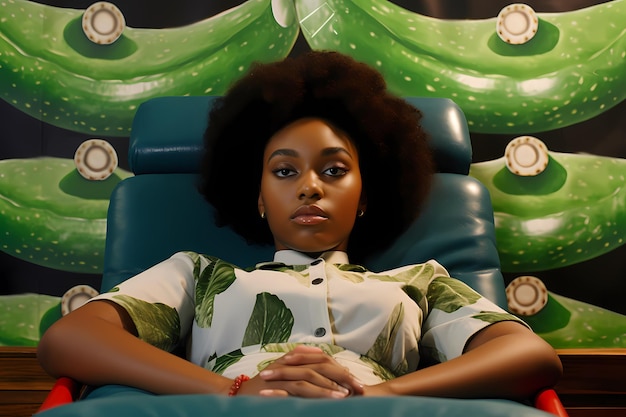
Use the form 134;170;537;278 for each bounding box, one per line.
91;250;525;385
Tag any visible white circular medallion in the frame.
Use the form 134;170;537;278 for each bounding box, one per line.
61;285;100;316
506;276;548;316
504;135;549;176
496;3;539;45
74;139;118;180
82;2;125;45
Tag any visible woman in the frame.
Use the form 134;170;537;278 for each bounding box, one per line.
38;51;561;400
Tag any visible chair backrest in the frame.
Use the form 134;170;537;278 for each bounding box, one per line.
103;96;507;308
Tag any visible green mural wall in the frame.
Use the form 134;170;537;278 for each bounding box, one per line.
0;0;624;348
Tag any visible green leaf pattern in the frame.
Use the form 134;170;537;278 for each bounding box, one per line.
242;292;294;347
262;342;345;356
210;349;245;375
194;257;237;328
473;311;521;324
111;294;180;352
427;277;482;314
95;252;525;383
358;355;396;381
365;302;409;377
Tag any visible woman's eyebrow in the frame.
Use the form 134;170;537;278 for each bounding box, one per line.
322;147;354;159
267;148;298;162
267;147;353;162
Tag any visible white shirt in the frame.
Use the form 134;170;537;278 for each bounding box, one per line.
92;250;524;385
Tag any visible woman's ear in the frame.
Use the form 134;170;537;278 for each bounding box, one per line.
258;192;265;219
359;193;367;215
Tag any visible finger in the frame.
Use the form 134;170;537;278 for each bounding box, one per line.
259;389;289;397
278;351;330;365
259;367;351;397
308;364;364;395
285;358;364;395
262;380;349;399
263;358;364;395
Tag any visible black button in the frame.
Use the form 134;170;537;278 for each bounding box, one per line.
314;327;326;337
312;278;324;285
311;259;323;266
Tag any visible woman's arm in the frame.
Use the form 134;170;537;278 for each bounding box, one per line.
38;300;234;395
363;321;562;400
38;300;362;397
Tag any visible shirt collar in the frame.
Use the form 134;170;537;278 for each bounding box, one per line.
273;250;349;266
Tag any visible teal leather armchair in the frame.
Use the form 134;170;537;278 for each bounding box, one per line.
37;96;567;416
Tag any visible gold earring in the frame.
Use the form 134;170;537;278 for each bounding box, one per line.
260;212;266;219
357;210;365;218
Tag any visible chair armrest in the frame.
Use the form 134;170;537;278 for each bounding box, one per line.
534;388;569;417
37;377;81;413
36;378;567;415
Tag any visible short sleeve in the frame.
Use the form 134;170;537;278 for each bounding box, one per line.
90;252;196;352
420;273;527;363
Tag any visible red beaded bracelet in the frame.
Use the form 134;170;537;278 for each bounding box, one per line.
228;374;250;396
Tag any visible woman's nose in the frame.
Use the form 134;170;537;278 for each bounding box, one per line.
298;172;323;200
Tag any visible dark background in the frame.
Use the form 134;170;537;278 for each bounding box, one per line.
1;0;624;314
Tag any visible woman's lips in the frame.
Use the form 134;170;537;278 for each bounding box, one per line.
291;205;328;225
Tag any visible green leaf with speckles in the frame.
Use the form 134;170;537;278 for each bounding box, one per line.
111;294;181;352
243;292;294;347
195;258;237;328
427;277;481;313
0;158;131;273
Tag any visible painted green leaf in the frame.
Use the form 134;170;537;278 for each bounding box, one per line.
402;285;425;306
195;258;236;328
368;264;434;287
184;251;202;273
366;273;401;282
393;356;409;376
112;294;180;352
427;277;481;313
400;263;435;288
338;264;368;273
473;311;522;325
256;263;310;285
262;343;298;353
393;346;416;375
280;269;311;286
365;303;404;373
212;349;244;375
262;342;345;356
359;355;395;381
257;263;308;273
316;343;345;356
242;292;294;347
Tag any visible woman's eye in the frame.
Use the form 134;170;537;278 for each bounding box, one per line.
274;168;296;178
324;166;348;177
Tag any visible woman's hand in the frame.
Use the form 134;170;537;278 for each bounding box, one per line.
238;345;363;398
361;384;395;396
359;322;562;400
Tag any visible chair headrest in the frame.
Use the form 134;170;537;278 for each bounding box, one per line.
128;96;472;175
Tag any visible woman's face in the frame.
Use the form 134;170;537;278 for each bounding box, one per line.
258;118;366;256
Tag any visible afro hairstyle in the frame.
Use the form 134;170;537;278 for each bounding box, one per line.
199;51;434;262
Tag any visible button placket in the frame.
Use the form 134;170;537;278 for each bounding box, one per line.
308;259;330;340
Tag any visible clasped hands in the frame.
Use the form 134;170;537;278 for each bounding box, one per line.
235;345;379;398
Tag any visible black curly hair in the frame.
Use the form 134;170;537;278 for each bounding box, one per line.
199;51;434;262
